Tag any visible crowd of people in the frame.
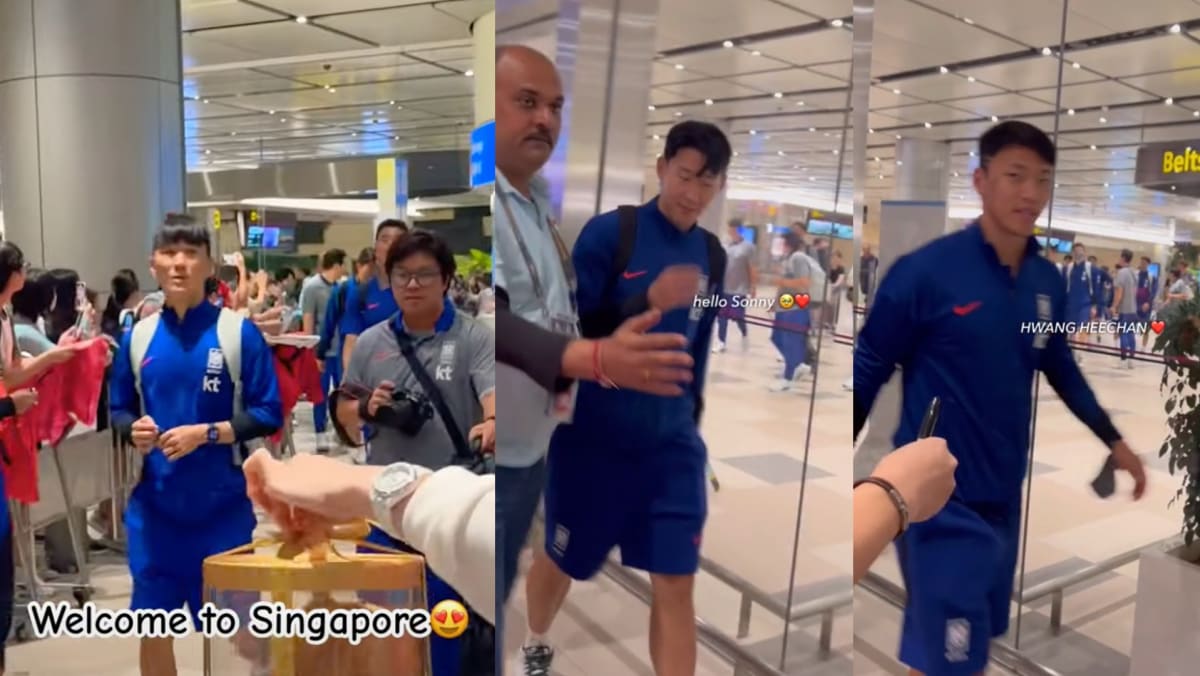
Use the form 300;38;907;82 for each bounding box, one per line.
0;211;499;676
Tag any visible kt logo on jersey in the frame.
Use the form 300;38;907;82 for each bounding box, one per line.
204;348;224;393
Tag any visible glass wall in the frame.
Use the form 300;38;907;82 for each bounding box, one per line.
853;1;1200;675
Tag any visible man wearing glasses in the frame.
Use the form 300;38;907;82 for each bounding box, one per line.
334;229;495;675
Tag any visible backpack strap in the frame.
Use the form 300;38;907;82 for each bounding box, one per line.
612;206;639;283
129;314;161;411
216;308;243;418
703;230;726;295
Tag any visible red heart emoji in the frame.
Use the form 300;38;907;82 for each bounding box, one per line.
795;294;811;309
435;610;448;623
1152;320;1165;335
451;610;465;623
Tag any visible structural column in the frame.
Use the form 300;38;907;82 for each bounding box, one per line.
0;0;185;288
854;137;951;478
470;10;496;191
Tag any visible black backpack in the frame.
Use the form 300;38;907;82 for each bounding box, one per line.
611;205;726;301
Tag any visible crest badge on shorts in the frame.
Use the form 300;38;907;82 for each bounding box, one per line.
944;618;970;663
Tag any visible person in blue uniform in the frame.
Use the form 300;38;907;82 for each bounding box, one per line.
1063;242;1102;352
339;219;408;371
852;121;1147;676
520;120;729;676
110;216;282;676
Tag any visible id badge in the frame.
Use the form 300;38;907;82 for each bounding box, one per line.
549;312;579;337
548;381;578;423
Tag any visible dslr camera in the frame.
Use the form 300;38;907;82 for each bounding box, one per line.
370;388;435;437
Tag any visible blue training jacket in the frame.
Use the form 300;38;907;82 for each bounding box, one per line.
560;197;721;449
854;222;1119;504
111;301;283;522
340;276;398;337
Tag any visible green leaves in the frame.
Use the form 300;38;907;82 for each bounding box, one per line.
1156;298;1200;546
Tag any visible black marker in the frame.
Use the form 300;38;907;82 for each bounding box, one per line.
918;397;941;439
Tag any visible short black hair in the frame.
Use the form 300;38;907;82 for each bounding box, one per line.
356;247;374;265
782;231;803;252
1120;249;1133;263
320;248;347;270
376;219;409;241
274;268;294;283
0;241;26;293
663;120;732;177
385;230;456;282
728;218;743;228
11;268;51;320
979;121;1056;168
1141;256;1151;264
1072;242;1085;252
153;213;211;256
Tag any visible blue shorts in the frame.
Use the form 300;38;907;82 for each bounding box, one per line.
896;500;1021;676
1072;305;1093;325
543;428;707;579
126;493;256;629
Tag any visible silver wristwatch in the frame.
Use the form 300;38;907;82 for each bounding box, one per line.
370;463;432;527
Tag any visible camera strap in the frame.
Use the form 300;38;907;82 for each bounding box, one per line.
390;324;478;468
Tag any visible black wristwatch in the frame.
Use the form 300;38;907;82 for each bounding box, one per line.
855;476;910;539
206;423;220;444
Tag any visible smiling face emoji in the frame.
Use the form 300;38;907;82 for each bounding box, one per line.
430;600;469;639
778;293;795;310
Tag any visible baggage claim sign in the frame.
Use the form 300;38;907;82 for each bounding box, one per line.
1135;140;1200;198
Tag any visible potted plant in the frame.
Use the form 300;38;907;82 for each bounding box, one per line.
454;249;493;277
1129;246;1200;675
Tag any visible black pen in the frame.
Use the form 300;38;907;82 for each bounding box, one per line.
918;397;941;439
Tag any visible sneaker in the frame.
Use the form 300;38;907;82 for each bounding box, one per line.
842;377;853;391
793;363;813;381
523;643;555;676
768;379;793;392
712;340;726;354
316;432;330;454
1126;359;1135;370
1114;360;1127;369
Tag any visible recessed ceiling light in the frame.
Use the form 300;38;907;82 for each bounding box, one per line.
749;129;757;135
674;64;684;70
704;99;713;105
809;176;815;182
896;160;903;165
268;110;276;115
1165;97;1174;105
969;151;975;156
397;105;403;110
202;98;210;104
953;171;959;177
773;92;783;98
465;70;474;77
964;17;974;24
1042;47;1052;56
896;134;902;140
648;105;656;111
1090;144;1097;150
939;66;949;74
351;132;358;137
389;100;396;105
328;87;337;93
1072;62;1081;69
393;136;400;140
1099;116;1107;123
874;156;880;162
1103;182;1109;187
833;149;839;155
230;132;237;136
796;100;805;106
1194;110;1199;117
1067;108;1075;115
673;111;682;117
777;151;785;156
653;134;660;140
868;128;876;134
1172;185;1177;191
879;174;884;179
280;117;287;122
967;76;977;83
1169;23;1182;34
892;88;901;95
722;40;734;48
732;151;738;156
295;16;308;24
831;19;844;27
204;149;211;155
924;122;932;128
751;50;761;56
991;115;999;122
809;127;817;132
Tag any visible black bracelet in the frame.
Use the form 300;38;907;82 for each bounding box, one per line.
854;476;910;539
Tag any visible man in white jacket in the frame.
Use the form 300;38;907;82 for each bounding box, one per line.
243;450;495;624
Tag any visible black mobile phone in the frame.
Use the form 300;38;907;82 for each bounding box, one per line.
1091;455;1117;498
918;397;941;439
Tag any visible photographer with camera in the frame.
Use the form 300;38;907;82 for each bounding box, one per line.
332;230;494;676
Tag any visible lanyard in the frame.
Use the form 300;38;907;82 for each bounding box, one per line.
496;188;578;320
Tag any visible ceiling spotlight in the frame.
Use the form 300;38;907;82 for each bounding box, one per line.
896;134;903;140
389;100;396;105
328;87;337;93
733;151;738;156
230;132;237;136
464;70;474;77
953;171;959;177
773;92;783;98
1165;97;1174;105
673;111;682;117
833;149;839;155
1103;182;1109;187
777;151;785;156
204;149;211;155
1194;110;1199;117
295;15;308;24
969;150;975;156
1042;47;1052;56
879;174;884;179
963;17;975;24
723;40;734;48
749;129;757;135
831;19;844;27
924;122;932;128
280;117;287;122
351;132;358;137
892;88;901;95
396;105;403;110
991;115;999;122
268;110;276;115
1170;23;1182;34
1172;185;1177;191
393;136;399;140
809;127;817;132
751;50;761;56
1067;108;1075;115
674;64;684;70
874;156;880;162
868;128;875;134
1099;116;1107;123
809;177;815;182
1090;144;1097;150
896;159;903;165
202;98;210;104
1072;62;1081;69
704;99;713;105
967;76;977;82
653;134;660;140
939;66;949;74
796;100;805;106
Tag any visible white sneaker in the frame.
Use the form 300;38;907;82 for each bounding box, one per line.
793;363;813;380
316;431;331;453
768;379;792;392
842;377;853;391
1126;359;1135;370
712;340;726;354
775;355;784;363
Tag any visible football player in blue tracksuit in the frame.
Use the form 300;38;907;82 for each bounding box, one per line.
339;219;408;371
853;121;1147;676
520;120;728;676
110;216;282;676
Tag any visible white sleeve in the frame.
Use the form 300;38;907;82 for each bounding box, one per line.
388;467;496;624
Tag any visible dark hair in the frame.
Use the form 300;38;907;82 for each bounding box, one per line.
663;120;732;177
728;218;743;229
0;241;26;294
1120;249;1133;263
1141;256;1151;264
356;247;374;265
320;248;347;270
102;269;140;327
204;276;219;296
782;231;803;252
274;268;294;283
385;230;456;282
11;268;52;321
979;121;1056;168
44;268;81;343
376;219;409;241
153;213;211;256
1072;242;1085;252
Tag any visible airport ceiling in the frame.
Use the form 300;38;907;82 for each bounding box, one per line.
181;0;488;171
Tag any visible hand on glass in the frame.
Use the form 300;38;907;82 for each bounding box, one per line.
601;310;694;396
872;437;958;523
